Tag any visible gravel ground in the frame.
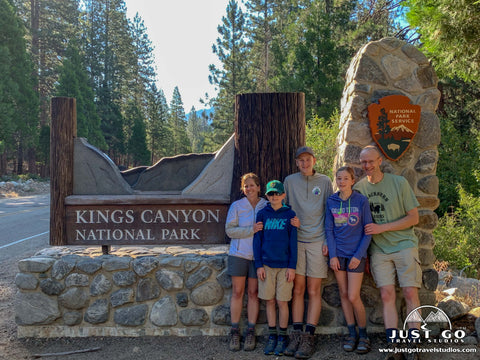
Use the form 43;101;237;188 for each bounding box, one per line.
0;182;478;360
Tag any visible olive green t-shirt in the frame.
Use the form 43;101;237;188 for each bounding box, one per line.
354;173;420;254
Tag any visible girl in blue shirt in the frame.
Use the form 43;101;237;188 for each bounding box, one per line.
325;166;373;354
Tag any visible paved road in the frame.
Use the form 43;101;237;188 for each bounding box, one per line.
0;194;50;262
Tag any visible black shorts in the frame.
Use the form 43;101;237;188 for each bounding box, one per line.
227;255;257;278
337;256;366;273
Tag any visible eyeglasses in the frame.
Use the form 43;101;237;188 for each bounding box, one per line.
360;157;380;166
267;192;282;196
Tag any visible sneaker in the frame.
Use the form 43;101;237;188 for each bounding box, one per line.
274;337;287;356
243;328;256;351
284;330;302;356
294;333;315;359
229;328;240;352
264;336;277;355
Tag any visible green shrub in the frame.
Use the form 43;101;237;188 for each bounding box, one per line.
433;187;480;278
305;112;339;180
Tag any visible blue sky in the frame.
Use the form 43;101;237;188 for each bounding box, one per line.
124;0;230;112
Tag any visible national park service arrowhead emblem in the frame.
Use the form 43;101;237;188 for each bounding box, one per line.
368;95;421;161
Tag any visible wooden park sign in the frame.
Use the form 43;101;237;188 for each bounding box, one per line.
368;95;421;161
65;196;228;246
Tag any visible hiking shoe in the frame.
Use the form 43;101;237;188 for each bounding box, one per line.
243;328;256;351
229;328;240;352
274;337;287;356
294;333;315;359
284;330;302;356
264;336;277;355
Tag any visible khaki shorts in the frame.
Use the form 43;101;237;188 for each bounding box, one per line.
370;247;422;288
258;266;294;301
296;241;328;278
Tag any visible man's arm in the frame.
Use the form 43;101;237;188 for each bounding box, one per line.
364;207;419;235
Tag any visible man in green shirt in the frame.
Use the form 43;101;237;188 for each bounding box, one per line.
355;146;421;356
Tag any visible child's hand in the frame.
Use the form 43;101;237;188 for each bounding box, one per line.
322;244;329;257
348;257;361;270
286;268;296;282
290;216;300;228
253;221;263;233
257;267;266;281
330;257;340;272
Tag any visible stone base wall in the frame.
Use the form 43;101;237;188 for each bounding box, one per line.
15;246;387;338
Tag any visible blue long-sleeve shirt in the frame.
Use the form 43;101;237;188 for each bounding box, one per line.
325;191;372;260
253;203;297;270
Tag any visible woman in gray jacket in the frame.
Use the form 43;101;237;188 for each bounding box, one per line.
226;173;267;352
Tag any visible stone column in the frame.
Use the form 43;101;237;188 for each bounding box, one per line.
335;38;440;317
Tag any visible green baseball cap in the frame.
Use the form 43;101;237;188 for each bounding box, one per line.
265;180;285;195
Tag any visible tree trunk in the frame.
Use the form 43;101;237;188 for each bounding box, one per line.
50;97;76;246
231;93;305;201
16;141;23;175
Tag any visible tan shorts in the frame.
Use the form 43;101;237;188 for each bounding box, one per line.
296;241;328;278
258;266;294;301
370;247;422;288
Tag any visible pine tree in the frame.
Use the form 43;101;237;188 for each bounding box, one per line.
129;12;156;110
273;0;353;119
187;106;205;153
209;0;250;147
404;0;480;80
56;41;106;150
0;0;38;174
83;0;136;164
126;101;150;166
168;87;190;155
145;84;172;162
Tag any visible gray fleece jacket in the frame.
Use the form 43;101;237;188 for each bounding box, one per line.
284;171;333;244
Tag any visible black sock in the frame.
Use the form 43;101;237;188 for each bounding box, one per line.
347;324;357;338
305;324;316;335
231;323;239;332
269;326;277;340
293;323;304;332
278;327;287;341
386;328;398;344
358;326;367;338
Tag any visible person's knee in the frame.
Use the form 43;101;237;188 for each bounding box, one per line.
307;282;321;298
266;298;276;306
231;284;245;299
293;283;305;298
276;300;288;309
247;286;258;299
380;287;396;304
403;287;419;302
348;292;361;305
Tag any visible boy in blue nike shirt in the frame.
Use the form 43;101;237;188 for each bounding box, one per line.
253;180;297;356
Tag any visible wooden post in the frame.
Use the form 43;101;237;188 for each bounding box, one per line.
50;97;76;246
231;93;305;201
